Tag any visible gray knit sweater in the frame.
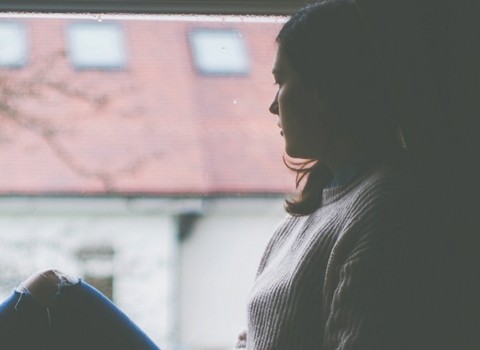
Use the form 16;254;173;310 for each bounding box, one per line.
241;161;425;350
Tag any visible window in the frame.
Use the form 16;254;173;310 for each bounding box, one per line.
67;22;127;69
77;245;115;300
0;12;287;350
0;21;28;68
189;28;249;75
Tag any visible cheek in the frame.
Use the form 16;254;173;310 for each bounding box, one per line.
278;87;299;122
279;88;314;129
281;90;329;157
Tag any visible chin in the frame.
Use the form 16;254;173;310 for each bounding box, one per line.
285;145;318;160
285;147;304;159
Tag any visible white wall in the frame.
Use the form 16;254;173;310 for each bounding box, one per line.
0;197;185;347
178;197;285;350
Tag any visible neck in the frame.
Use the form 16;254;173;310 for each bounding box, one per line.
324;134;363;178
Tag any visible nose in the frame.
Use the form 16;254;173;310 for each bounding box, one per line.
269;92;279;115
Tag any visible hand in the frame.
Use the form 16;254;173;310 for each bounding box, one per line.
235;330;247;348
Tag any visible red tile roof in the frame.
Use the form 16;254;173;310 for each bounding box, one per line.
0;17;293;195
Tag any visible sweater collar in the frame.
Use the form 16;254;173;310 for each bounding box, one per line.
326;153;375;189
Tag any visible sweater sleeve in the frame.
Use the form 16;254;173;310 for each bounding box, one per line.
323;246;419;349
323;177;426;350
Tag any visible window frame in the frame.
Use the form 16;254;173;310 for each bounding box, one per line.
0;1;303;15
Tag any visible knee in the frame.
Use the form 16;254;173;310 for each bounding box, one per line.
18;268;79;308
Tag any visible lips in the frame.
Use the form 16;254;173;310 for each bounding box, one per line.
277;124;284;136
275;117;283;136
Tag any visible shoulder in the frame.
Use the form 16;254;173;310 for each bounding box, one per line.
351;157;419;211
321;153;419;211
330;158;423;259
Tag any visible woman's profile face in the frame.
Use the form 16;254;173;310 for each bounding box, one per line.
269;49;331;159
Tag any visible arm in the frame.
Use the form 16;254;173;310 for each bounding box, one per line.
322;190;428;349
323;244;420;350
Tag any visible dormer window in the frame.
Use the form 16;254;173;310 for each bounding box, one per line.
0;21;28;68
189;28;249;76
67;22;127;70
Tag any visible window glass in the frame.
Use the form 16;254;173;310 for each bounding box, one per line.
0;21;27;67
190;28;249;75
68;22;127;69
0;13;287;350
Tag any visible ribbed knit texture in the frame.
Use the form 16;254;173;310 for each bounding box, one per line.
243;161;427;350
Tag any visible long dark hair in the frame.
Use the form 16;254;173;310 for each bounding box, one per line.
277;0;401;216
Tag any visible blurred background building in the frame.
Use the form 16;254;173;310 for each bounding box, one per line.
0;15;291;350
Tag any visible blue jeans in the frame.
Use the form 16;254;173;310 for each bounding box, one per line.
0;280;160;350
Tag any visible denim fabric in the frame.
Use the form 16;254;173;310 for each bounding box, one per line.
0;280;160;350
0;290;49;350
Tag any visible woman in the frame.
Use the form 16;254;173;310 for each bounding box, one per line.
0;1;429;349
237;1;428;349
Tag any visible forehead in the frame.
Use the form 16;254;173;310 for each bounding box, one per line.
272;48;290;75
